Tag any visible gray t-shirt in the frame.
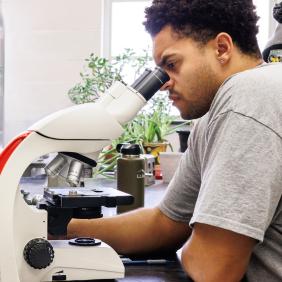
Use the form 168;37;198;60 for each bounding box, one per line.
159;63;282;281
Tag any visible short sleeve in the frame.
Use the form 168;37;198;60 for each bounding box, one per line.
158;118;205;223
190;111;282;241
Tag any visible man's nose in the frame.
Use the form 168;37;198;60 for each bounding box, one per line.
160;79;173;91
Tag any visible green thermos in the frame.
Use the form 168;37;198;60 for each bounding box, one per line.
117;144;145;214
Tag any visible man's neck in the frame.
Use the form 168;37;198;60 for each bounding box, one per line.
222;53;264;82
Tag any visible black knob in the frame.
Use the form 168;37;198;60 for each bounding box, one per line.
23;238;54;269
120;144;141;155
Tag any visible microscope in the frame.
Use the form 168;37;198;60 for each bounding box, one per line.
0;67;169;282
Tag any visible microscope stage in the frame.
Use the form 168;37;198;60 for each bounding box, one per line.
43;187;134;208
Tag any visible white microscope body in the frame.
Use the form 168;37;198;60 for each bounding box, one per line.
0;68;169;282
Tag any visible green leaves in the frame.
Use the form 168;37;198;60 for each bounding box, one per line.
68;49;152;104
67;48;191;177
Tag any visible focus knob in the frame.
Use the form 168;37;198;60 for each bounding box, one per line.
23;238;54;269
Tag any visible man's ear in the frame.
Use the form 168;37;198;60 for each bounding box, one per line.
214;32;233;65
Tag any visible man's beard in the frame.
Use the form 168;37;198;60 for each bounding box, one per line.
177;64;220;120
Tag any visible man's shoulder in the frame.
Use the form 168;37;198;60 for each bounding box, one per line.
213;63;282;109
209;63;282;135
227;63;281;87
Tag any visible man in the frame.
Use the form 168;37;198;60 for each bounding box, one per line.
68;1;282;281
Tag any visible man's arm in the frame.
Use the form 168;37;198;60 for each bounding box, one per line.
67;207;191;255
181;223;256;282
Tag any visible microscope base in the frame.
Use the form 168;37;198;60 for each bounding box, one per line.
20;240;124;282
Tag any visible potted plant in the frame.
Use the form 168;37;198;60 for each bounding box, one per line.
68;49;190;177
123;93;190;163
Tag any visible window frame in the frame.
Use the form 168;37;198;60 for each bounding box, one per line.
103;0;276;59
103;0;277;119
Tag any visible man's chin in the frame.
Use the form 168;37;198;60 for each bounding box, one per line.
178;105;205;120
180;112;192;120
179;109;192;120
175;103;202;120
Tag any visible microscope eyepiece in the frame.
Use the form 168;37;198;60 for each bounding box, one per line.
131;67;170;101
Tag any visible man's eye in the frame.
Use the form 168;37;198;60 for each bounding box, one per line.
166;62;175;70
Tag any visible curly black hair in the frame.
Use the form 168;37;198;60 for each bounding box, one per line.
144;0;261;57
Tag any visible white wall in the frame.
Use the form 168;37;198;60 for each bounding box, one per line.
2;0;103;144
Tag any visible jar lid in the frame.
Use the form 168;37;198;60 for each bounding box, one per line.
120;144;141;155
116;143;130;153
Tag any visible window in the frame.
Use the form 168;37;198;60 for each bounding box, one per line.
104;0;152;58
254;0;271;50
105;0;274;58
104;0;275;115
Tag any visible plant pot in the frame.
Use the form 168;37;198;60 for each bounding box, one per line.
143;142;168;165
